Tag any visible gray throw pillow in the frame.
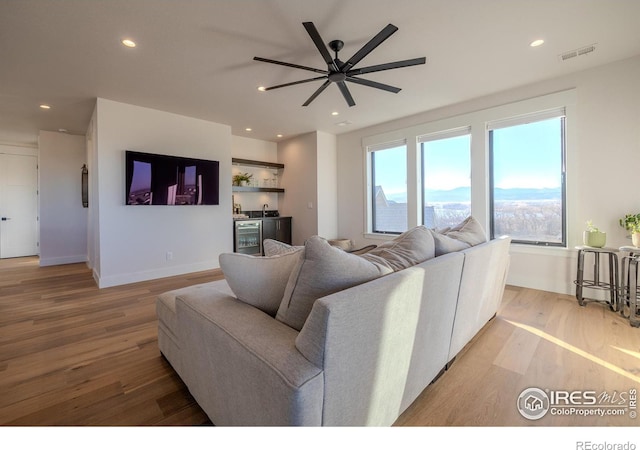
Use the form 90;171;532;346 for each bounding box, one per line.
360;225;435;271
263;239;303;256
219;249;303;317
432;231;472;256
445;216;487;246
431;216;487;256
276;235;392;331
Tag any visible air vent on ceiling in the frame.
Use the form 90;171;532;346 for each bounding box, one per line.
559;43;597;61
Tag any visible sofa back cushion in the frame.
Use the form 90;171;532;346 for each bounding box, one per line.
360;225;435;271
276;236;392;331
220;250;303;317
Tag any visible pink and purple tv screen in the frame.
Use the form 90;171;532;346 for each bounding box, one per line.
125;150;219;205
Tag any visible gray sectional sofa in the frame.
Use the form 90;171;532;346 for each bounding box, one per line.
156;222;511;426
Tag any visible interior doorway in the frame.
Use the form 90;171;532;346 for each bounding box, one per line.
0;153;39;258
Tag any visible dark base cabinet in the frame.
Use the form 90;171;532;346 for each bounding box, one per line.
262;217;292;252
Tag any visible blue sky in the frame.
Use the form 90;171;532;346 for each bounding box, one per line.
374;117;563;202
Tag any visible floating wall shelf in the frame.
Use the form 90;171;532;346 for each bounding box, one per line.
231;158;284;170
232;186;284;193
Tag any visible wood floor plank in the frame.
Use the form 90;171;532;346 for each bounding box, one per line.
1;257;639;426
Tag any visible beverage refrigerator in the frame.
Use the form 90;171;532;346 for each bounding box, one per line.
234;220;262;255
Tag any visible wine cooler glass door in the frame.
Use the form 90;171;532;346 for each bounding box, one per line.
234;220;262;255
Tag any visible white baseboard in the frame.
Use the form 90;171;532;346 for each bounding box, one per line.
39;255;87;267
94;261;219;289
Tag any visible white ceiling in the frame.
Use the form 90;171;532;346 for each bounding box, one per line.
1;0;639;147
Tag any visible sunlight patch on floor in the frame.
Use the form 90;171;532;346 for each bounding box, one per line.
611;345;640;361
504;319;640;384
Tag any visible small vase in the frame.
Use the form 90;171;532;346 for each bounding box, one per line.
583;230;606;248
632;232;640;248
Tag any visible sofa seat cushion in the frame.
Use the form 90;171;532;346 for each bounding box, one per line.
276;236;392;331
219;249;304;317
157;279;233;333
360;225;435;271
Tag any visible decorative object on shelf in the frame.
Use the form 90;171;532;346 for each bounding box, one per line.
81;164;88;208
230;158;285;193
232;172;253;187
583;220;606;248
619;213;640;247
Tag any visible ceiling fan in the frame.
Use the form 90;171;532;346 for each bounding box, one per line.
253;22;426;107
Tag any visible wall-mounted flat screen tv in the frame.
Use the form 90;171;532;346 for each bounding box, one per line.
125;150;219;205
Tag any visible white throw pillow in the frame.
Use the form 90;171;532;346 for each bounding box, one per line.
360;225;435;271
276;236;392;331
219;249;303;317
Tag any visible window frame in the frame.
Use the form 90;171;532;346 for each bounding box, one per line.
418;126;472;229
488;110;567;247
361;89;575;249
365;139;407;236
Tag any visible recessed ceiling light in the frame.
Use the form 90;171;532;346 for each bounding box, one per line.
122;39;136;48
331;111;339;116
257;86;267;92
276;134;283;138
245;128;252;132
530;39;545;47
39;104;51;109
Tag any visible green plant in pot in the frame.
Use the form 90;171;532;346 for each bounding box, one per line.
583;220;606;248
619;213;640;247
232;172;253;187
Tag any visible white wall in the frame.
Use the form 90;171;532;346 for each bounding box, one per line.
231;135;280;212
277;131;339;245
337;55;640;295
278;132;318;245
38;131;88;266
93;98;232;288
86;108;99;275
316;131;338;240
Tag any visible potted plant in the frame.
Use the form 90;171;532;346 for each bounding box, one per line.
232;172;253;187
583;220;606;248
619;213;640;247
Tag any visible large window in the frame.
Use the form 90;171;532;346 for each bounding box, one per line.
369;142;407;234
489;111;566;245
420;129;471;230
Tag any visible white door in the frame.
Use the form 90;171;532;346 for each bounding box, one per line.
0;153;39;258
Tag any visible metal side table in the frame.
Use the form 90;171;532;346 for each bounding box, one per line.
574;246;619;311
618;246;640;327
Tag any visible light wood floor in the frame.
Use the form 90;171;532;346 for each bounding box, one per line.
1;257;639;426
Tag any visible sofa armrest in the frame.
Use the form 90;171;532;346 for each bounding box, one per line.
175;289;323;426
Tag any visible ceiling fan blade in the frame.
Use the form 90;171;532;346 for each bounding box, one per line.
302;22;338;71
302;80;331;106
263;76;327;91
347;57;426;76
346;76;401;93
254;57;328;75
341;24;398;72
337;81;356;107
